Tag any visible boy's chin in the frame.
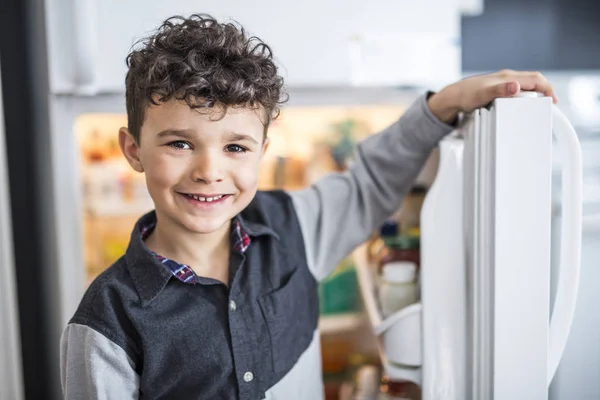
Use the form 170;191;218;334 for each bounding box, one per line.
182;217;233;235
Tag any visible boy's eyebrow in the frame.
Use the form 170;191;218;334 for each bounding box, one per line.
156;129;259;144
156;129;194;139
224;131;259;144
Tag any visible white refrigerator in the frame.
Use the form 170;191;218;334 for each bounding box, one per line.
355;92;583;399
33;2;460;397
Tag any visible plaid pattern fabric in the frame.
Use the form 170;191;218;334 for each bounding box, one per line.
231;219;251;253
140;218;250;284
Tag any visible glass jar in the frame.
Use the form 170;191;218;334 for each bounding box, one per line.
378;235;420;275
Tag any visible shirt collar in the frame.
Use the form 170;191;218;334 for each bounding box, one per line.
235;212;280;240
125;210;278;306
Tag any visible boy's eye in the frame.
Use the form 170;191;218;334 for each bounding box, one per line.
167;141;191;150
225;144;247;153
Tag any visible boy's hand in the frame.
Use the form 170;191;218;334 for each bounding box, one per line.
428;70;558;124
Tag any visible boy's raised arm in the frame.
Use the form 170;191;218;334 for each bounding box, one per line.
289;94;453;281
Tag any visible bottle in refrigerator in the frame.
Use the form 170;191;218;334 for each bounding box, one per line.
378;261;418;318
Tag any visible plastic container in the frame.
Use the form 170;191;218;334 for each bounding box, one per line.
379;262;418;318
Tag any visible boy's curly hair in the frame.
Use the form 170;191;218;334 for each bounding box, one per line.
125;14;287;143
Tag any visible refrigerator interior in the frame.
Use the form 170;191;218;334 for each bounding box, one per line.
73;100;415;284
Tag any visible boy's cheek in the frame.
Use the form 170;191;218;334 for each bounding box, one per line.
235;165;261;188
236;177;259;194
143;164;181;191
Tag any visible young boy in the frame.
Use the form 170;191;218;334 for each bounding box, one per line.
60;13;557;400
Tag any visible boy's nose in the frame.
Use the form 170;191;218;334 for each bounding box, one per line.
191;152;224;184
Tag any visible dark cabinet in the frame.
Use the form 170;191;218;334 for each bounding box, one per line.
462;0;600;71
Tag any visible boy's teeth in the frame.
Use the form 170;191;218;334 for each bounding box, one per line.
187;194;224;202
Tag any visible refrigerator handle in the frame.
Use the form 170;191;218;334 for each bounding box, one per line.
71;0;98;95
547;105;583;383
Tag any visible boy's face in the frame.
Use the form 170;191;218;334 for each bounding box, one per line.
119;100;269;236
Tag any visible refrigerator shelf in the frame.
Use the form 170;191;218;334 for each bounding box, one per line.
318;312;365;335
352;245;422;384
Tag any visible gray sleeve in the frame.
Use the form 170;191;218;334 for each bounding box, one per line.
289;94;454;281
60;323;140;399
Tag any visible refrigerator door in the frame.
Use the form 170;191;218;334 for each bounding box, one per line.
463;94;582;399
0;63;25;400
465;95;553;399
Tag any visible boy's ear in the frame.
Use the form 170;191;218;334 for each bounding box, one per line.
119;127;144;173
261;137;270;157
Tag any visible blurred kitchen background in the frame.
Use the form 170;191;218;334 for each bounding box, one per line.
1;0;600;399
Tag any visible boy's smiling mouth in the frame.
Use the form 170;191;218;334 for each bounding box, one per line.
179;192;232;206
185;193;226;202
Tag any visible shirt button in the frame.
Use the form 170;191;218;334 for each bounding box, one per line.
229;300;237;311
243;371;254;382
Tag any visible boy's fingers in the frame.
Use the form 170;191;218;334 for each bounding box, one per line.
500;81;520;97
507;71;559;103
